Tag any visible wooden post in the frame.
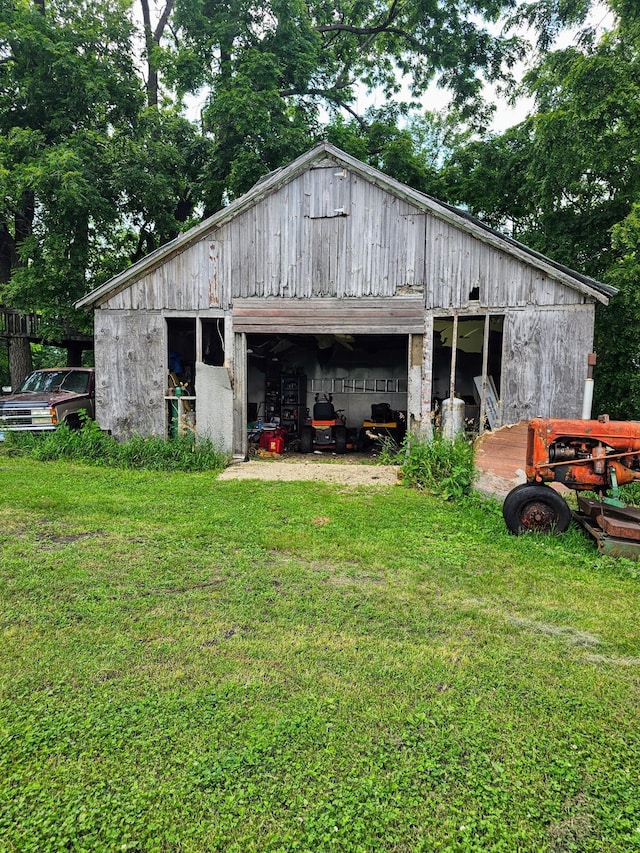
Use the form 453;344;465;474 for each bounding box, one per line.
447;312;459;430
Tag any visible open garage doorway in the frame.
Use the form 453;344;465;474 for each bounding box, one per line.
246;333;408;454
432;314;504;433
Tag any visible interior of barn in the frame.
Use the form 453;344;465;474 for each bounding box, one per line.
165;317;504;452
245;333;408;454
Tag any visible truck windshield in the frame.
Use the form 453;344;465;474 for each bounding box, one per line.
17;370;89;394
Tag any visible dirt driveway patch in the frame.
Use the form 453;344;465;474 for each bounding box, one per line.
217;454;400;486
218;439;518;496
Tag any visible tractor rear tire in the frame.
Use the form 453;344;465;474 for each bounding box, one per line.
335;426;347;454
300;426;313;454
503;483;571;535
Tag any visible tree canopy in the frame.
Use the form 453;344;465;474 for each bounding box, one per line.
163;0;598;209
0;0;212;381
441;1;640;416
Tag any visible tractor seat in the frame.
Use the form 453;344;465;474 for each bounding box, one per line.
370;403;393;423
313;401;335;420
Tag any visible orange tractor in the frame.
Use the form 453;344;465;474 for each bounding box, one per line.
503;416;640;555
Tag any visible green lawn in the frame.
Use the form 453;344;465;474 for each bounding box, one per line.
1;457;639;852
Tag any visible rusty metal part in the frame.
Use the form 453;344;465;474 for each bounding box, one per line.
526;417;640;492
504;417;640;554
519;497;561;532
576;496;640;540
572;495;640;559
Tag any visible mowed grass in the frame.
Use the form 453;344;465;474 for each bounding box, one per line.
1;457;639;852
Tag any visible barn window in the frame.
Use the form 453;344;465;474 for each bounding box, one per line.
202;318;225;366
166;318;195;393
166;317;196;438
432;314;504;433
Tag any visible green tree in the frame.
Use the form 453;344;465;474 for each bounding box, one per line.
110;107;214;258
593;204;640;418
442;1;640;416
162;0;599;210
0;0;143;382
325;107;450;197
0;0;214;386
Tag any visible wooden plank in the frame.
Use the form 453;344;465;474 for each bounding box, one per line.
424;215;587;311
305;167;351;218
233;297;423;313
501;305;594;421
232;296;425;334
94;311;165;439
474;374;500;429
233;332;247;457
233;308;423;320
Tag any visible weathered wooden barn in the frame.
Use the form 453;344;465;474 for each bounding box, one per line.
76;142;614;454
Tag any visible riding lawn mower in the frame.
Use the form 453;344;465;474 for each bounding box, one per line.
359;402;406;450
300;395;357;454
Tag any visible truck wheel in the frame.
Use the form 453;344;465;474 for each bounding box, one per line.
65;414;82;431
503;483;571;535
300;427;313;454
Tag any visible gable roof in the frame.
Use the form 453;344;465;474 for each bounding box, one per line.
76;142;616;309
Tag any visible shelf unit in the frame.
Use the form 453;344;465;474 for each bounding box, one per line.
280;374;307;437
263;367;281;422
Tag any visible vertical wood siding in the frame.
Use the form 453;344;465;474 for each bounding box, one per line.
98;166;588;314
304;167;351;218
232;297;424;334
501;305;595;421
94;311;166;437
103;241;219;311
91;158;600;438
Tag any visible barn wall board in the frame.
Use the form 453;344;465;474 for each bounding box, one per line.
94;310;165;437
194;362;233;452
501;304;595;422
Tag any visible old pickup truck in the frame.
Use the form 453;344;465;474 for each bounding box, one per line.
0;367;95;439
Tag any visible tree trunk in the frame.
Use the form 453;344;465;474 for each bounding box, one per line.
2;193;36;389
139;0;174;108
8;336;32;389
